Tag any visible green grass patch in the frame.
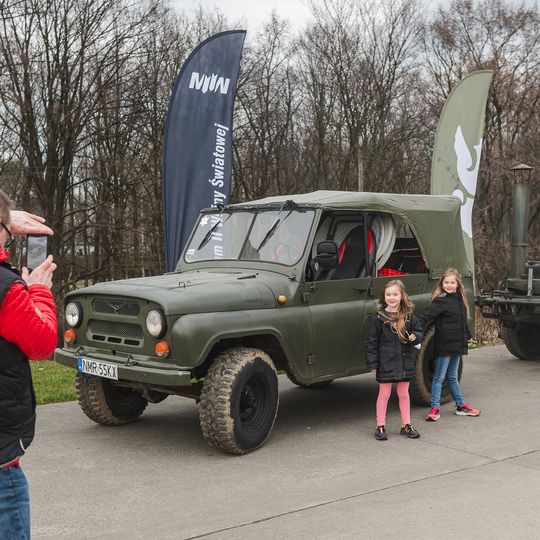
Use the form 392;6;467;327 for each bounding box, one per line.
31;360;77;405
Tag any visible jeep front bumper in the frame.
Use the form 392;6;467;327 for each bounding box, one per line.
54;348;193;387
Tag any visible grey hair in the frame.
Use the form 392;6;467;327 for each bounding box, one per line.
0;189;14;225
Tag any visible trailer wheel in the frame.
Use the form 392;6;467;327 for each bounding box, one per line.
409;327;463;406
76;373;147;425
503;323;540;361
199;347;278;455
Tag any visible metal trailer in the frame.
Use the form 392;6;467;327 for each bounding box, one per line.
477;164;540;361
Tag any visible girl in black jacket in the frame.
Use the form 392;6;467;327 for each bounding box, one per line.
420;268;480;422
366;280;424;441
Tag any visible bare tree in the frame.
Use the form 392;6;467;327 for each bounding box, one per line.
233;13;302;200
0;0;157;290
424;0;540;287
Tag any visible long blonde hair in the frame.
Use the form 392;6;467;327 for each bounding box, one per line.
377;279;414;342
431;268;470;319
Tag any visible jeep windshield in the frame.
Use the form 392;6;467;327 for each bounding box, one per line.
184;208;315;265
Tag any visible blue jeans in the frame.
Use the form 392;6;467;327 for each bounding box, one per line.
0;465;30;539
431;355;464;409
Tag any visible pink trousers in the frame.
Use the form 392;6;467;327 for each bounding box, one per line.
376;382;410;426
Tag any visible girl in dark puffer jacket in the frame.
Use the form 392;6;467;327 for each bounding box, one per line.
366;280;424;441
420;268;480;422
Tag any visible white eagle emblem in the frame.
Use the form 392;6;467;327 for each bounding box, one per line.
452;125;482;238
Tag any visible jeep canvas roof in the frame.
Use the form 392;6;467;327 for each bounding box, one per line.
228;190;470;277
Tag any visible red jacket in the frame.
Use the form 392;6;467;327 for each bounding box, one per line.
0;250;57;360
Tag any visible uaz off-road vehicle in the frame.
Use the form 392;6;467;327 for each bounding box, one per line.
55;191;474;454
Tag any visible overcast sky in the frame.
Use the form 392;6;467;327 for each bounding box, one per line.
172;0;321;32
173;0;538;33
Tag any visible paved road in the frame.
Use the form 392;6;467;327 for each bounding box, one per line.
26;345;540;539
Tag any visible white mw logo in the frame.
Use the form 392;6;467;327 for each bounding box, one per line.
189;72;230;94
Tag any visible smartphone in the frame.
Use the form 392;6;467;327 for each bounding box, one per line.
26;234;48;271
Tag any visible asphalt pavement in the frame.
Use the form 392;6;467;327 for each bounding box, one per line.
25;345;540;539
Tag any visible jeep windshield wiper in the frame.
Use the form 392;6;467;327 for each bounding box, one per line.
256;218;282;252
197;212;232;251
255;200;296;252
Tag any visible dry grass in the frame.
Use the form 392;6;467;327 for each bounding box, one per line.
473;307;503;347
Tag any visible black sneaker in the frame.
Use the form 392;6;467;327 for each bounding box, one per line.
400;424;420;439
375;426;388;441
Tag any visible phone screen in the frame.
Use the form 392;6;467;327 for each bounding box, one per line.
26;235;48;270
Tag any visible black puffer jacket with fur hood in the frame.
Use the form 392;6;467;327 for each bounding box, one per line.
366;308;424;383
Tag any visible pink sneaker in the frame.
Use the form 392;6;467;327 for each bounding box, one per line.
456;403;481;416
426;407;440;422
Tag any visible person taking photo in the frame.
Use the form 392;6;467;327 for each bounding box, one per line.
0;190;57;539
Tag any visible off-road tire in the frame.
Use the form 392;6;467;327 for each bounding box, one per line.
502;324;540;361
286;372;333;389
409;326;463;406
199;347;278;455
76;373;147;425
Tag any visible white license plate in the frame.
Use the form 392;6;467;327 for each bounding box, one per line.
77;356;118;380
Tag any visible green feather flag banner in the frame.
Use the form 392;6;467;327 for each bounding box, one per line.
431;70;493;274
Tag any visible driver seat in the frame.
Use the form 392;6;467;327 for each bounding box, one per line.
329;226;376;280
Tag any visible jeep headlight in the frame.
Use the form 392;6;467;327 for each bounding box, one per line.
65;302;82;328
146;310;166;338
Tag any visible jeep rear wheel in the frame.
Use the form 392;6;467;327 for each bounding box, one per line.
76;373;147;425
502;324;540;361
409;327;463;406
199;347;278;454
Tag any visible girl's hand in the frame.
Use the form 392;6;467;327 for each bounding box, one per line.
407;332;417;342
22;255;56;289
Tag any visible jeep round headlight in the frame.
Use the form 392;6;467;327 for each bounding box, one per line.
65;302;82;328
146;310;166;338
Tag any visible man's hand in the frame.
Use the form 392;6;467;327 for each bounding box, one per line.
22;255;56;289
10;210;53;236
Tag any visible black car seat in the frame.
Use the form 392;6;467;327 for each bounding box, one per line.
327;226;377;280
330;226;365;279
357;228;377;277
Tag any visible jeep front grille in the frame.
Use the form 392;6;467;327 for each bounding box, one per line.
92;299;140;316
88;320;143;346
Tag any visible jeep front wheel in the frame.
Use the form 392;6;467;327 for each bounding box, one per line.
199;347;279;454
409;327;463;406
76;373;147;425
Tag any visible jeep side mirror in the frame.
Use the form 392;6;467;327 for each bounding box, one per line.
315;241;338;269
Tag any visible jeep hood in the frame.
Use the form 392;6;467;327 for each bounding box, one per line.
67;270;287;315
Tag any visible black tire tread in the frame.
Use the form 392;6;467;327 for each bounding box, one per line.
409;326;460;406
75;373;147;426
502;326;540;361
199;347;278;455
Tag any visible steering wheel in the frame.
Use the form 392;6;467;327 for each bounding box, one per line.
274;242;302;264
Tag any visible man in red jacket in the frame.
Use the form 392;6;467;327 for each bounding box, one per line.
0;189;57;539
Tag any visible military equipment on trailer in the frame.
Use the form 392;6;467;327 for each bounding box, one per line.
477;164;540;361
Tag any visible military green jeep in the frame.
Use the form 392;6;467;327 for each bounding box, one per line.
55;191;474;454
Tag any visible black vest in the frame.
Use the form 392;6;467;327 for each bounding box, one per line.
0;263;35;464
